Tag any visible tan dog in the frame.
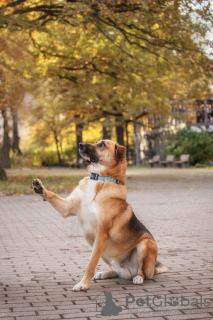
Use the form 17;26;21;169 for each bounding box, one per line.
31;140;167;292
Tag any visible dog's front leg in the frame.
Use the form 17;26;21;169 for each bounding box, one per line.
31;178;80;217
72;231;108;292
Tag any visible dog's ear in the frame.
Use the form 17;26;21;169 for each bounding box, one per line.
115;143;126;161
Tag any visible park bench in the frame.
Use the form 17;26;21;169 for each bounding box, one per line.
148;155;161;167
174;154;190;168
161;155;175;167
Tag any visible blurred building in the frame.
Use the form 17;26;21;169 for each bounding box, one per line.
133;74;213;162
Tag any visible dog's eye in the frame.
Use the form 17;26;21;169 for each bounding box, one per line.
98;141;106;148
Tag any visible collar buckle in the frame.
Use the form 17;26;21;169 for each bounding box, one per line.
90;173;99;180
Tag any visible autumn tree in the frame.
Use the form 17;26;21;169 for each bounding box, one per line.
18;1;211;116
0;0;212;163
0;28;32;167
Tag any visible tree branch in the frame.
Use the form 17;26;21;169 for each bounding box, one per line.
6;0;27;7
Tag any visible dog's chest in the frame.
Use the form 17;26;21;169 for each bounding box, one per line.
77;180;99;244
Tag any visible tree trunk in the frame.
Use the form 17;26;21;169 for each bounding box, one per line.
0;109;11;168
59;140;64;163
11;107;22;155
116;125;124;146
133;115;140;166
0;163;7;181
76;123;83;160
103;126;111;140
102;112;111;140
125;121;129;161
53;131;62;165
204;100;208;124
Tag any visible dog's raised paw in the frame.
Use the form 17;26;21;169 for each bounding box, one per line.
72;281;89;292
31;178;44;195
93;271;107;280
133;275;144;285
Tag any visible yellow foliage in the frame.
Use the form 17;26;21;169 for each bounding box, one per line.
83;124;102;143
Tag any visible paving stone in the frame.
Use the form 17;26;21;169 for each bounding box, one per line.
0;168;213;320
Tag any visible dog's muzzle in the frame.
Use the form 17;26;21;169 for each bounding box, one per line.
79;142;99;163
79;143;89;159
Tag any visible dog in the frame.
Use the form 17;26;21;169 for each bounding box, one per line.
31;140;167;292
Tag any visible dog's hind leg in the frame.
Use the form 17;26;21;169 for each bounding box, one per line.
133;241;146;284
133;238;157;285
93;270;118;280
93;255;118;280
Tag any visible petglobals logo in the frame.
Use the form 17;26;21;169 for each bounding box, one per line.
126;294;212;308
92;292;212;317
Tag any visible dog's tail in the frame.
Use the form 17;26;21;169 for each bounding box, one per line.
155;261;168;274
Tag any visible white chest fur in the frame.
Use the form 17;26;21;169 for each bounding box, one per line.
76;179;99;245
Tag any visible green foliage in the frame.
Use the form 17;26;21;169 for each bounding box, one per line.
41;149;59;166
64;147;77;161
162;128;213;165
10;148;43;168
10;146;79;168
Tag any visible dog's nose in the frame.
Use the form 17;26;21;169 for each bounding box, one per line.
79;142;85;149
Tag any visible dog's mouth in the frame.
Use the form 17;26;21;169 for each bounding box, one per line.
79;150;92;163
79;143;100;164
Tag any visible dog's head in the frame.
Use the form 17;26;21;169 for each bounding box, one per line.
79;140;126;166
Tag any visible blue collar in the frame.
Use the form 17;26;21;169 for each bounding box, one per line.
90;173;123;185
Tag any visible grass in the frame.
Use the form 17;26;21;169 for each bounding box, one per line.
1;165;213;196
0;173;85;196
0;170;189;196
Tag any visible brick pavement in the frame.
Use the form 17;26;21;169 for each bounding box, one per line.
0;168;213;320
